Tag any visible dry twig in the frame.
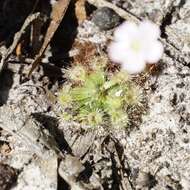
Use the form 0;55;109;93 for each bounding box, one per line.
0;13;40;74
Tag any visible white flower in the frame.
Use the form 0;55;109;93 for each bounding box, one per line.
108;21;164;74
50;0;57;5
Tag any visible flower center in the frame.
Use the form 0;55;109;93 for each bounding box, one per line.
130;40;141;52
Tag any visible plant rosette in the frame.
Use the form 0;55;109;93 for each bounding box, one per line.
59;57;143;129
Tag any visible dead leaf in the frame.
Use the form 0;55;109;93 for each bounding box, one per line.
28;0;71;76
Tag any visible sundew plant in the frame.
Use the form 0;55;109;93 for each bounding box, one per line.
59;56;142;128
59;20;163;128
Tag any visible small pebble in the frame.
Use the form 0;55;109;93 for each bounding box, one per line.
91;7;121;30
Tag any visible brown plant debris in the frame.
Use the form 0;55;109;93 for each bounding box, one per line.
28;0;71;76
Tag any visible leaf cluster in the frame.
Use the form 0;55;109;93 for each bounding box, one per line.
59;57;142;128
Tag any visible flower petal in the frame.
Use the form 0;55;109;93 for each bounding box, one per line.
114;22;139;42
108;42;128;63
121;52;146;74
145;41;164;63
139;20;161;40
